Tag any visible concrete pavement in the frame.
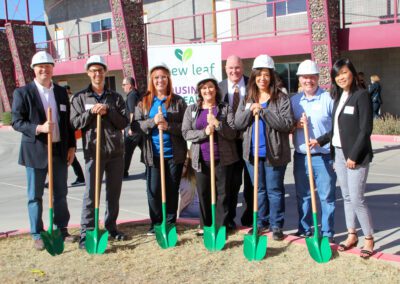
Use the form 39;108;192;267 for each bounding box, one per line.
0;129;399;255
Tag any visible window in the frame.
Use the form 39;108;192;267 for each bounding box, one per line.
91;18;112;43
105;76;116;91
275;62;301;94
266;0;306;17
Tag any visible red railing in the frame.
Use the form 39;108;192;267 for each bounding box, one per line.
145;1;308;45
341;0;399;28
35;28;117;62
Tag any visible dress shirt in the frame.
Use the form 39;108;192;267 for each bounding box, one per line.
332;91;349;147
34;79;60;142
227;76;246;107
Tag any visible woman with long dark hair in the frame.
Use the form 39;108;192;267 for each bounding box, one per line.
311;58;374;259
182;74;238;235
235;55;294;241
133;63;187;235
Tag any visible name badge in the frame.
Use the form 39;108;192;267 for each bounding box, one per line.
344;106;354;115
85;104;94;111
60;104;67;112
245;103;251;110
312;104;322;111
192;111;196;119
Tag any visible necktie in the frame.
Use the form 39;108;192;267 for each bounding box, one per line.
232;85;240;113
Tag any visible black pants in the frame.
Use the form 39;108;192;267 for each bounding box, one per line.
146;158;183;225
71;156;84;181
195;159;231;228
81;155;124;235
124;133;142;174
227;140;253;226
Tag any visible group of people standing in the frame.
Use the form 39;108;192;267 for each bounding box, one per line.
11;50;375;259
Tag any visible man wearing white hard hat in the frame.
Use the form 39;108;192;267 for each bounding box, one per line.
290;59;336;243
11;51;77;250
70;55;129;248
218;55;253;230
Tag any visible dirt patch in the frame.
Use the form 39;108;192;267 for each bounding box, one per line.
0;222;398;283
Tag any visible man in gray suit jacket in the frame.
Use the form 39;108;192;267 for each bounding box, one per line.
218;55;253;229
12;51;77;250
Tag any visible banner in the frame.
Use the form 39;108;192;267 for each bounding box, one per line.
147;43;222;105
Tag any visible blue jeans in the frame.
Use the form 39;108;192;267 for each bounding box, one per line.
293;152;336;237
246;158;286;229
26;155;69;240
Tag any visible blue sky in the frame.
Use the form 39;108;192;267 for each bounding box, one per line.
0;0;46;43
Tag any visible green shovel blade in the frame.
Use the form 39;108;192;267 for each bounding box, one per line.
154;203;178;249
40;228;64;256
154;223;178;249
305;235;332;263
85;208;108;254
203;225;226;251
86;229;109;254
305;213;332;263
243;233;267;261
40;208;64;256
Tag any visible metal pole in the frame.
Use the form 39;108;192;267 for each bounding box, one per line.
25;0;30;23
212;0;217;42
171;19;175;44
4;0;9;22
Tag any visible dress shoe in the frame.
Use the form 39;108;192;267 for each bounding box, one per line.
63;232;79;243
71;179;85;186
226;221;237;232
33;239;45;251
328;237;336;244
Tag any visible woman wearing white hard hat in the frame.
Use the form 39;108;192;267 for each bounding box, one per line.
182;73;238;235
133;63;187;235
235;54;294;240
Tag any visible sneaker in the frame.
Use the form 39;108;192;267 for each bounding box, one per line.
272;228;284;241
33;239;45;251
71;179;85;186
328;237;336;244
146;227;155;236
294;230;312;238
78;236;86;250
109;230;128;241
61;231;79;243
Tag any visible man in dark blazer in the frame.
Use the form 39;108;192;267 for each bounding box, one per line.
11;51;77;251
122;76;142;178
218;55;253;230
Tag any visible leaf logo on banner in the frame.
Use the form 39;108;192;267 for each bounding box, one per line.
175;48;193;63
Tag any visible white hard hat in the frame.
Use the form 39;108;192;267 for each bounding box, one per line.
196;72;218;87
85;55;107;70
149;62;170;74
296;60;319;75
252;54;275;70
30;51;55;69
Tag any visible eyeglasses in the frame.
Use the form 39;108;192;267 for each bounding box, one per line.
88;68;105;74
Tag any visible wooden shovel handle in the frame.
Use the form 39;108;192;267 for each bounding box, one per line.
253;113;259;212
209;107;216;205
47;108;53;209
95;114;101;209
303;113;317;214
158;106;166;203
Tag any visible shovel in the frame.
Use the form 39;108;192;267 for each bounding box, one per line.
154;106;178;249
243;113;267;261
86;114;108;254
303;113;332;263
40;108;64;256
203;107;226;251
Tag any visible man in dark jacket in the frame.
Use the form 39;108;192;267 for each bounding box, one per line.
122;77;142;178
70;55;129;249
219;55;253;230
12;51;77;250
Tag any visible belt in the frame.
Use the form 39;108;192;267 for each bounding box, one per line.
295;151;327;157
